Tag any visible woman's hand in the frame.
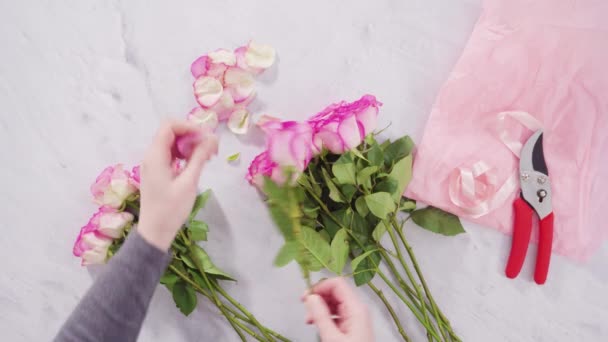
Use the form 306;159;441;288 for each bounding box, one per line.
304;277;374;342
137;119;218;251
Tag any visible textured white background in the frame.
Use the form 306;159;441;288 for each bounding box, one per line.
1;0;607;341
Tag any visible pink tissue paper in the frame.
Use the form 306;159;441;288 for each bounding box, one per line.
406;0;608;261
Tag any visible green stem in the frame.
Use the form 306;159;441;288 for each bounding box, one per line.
214;283;281;342
170;265;288;341
391;217;456;341
368;282;411;342
377;270;442;341
303;187;441;340
385;219;435;340
188;250;250;342
169;264;246;340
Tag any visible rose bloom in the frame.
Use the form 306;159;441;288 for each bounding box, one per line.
246;151;280;188
73;207;133;265
263;120;314;171
91;164;137;209
308;94;381;154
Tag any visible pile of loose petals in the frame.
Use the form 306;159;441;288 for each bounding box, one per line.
73;165;139;265
187;41;276;135
247;94;382;188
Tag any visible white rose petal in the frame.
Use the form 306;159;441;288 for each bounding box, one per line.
194;76;224;107
81;234;112;266
208;49;236;66
188;107;219;130
227;109;250;135
98;212;133;239
245;41;276;70
224;67;255;102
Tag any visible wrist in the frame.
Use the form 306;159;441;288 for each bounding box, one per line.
137;219;175;252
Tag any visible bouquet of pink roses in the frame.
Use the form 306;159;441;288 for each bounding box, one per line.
248;95;464;342
73;164;289;342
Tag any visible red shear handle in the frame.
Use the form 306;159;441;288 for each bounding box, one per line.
505;198;534;279
534;213;554;285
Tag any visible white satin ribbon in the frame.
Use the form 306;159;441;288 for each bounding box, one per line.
448;111;542;218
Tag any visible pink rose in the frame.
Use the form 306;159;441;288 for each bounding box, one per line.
308;95;382;154
130;165;140;188
73;209;114;266
246;151;280;188
263;120;314;171
96;207;134;239
91;164;137;209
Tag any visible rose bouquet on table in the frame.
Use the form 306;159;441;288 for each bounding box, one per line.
73;164;289;342
248;95;465;341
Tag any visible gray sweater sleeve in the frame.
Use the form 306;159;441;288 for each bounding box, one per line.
55;231;171;342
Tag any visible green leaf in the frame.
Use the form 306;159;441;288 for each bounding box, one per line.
383;136;415;166
368;142;384;167
335;153;354;165
264;178;296;240
160;272;179;291
189;220;209;241
350;211;371;246
352;249;381;286
329;229;349;274
374;178;398;194
321;168;345;203
364;192;396;219
320;211;343;239
297;174;313;190
350;148;368;161
302;196;320;219
355;196;369;217
357;166;378;189
181;255;197;269
190;245;236;281
332;162;357;185
388;155;413;202
411;207;466;236
340;184;357;202
226;152;240;162
172;281;197;316
298;227;332;272
189;190;212;221
319;229;331;243
274;241;298;267
188;270;210;290
350;249;379;270
399;199;416;212
372;221;387;242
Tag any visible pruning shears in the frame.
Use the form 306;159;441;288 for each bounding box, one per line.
505;130;554;285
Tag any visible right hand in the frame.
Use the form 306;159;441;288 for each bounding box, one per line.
138;119;218;251
303;277;374;342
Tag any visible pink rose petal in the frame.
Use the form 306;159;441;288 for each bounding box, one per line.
256;114;281;128
175;132;202;160
224;67;255;102
338;114;362;150
191;55;210;78
207;63;228;79
187;107;219;130
194;76;223;108
209;92;236;121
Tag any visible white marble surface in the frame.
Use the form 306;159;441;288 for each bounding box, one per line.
1;0;607;341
